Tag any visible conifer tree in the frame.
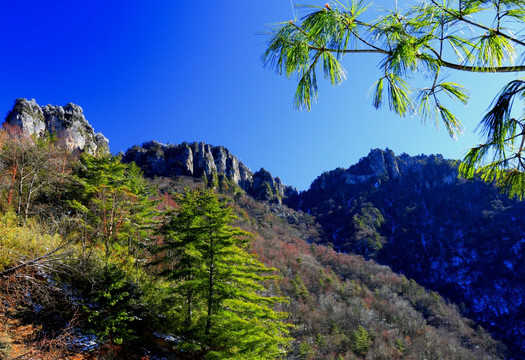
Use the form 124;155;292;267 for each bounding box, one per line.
69;154;157;264
67;154;158;344
158;188;291;359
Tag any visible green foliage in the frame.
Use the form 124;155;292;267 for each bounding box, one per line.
350;325;372;357
350;202;385;256
41;154;162;346
298;341;314;359
291;274;310;299
86;265;138;345
264;0;525;196
0;212;63;271
459;79;525;199
395;338;406;353
157;188;291;359
69;154;157;263
66;239;165;347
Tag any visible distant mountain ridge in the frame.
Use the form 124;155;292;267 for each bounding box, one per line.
309;148;456;190
292;148;525;357
123;140;298;204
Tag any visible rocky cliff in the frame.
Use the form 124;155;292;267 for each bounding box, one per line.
310;148;456;190
123;141;297;203
3;98;109;155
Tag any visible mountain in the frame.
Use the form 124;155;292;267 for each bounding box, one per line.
123;140;298;204
0;99;514;358
124;140;523;357
291;148;525;357
3;98;109;155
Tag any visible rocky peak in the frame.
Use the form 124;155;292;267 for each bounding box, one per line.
343;148;400;185
310;148;456;192
348;148;456;185
3;98;109;155
123;141;297;203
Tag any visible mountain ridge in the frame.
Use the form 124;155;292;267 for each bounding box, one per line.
121;141;525;355
122;140;298;204
308;148;456;191
1;99;521;357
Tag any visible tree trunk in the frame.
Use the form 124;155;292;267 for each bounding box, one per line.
205;235;215;337
24;171;38;221
7;162;17;206
17;167;24;217
186;286;192;331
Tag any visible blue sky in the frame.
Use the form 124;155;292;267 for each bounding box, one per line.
0;1;520;190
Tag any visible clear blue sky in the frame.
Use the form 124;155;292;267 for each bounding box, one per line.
0;1;520;190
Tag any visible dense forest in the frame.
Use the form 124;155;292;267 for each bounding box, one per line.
0;122;511;359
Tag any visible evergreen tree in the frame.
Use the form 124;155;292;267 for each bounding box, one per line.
67;154;158;344
69;154;157;265
158;188;291;359
263;0;525;198
351;325;372;357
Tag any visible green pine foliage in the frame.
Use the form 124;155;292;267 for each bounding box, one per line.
0;140;294;357
263;0;525;197
85;264;139;345
459;79;525;199
350;325;372;357
68;154;158;264
156;188;292;359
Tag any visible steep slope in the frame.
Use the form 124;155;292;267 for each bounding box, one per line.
0;99;509;358
151;175;507;360
293;148;525;357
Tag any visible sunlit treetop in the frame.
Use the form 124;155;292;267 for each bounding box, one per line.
263;0;525;198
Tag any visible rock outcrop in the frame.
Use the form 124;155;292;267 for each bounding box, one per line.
310;148;456;191
123;141;297;203
3;98;109;155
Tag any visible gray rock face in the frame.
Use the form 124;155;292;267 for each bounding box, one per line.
123;141;297;203
342;148;453;186
251;168;292;201
3;98;109;155
344;148;400;185
310;148;455;192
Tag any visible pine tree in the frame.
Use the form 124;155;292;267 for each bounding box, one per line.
263;0;525;198
158;188;291;359
351;325;372;357
67;154;158;344
69;154;157;265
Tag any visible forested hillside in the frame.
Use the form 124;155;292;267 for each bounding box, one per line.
0;110;509;359
291;148;525;357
